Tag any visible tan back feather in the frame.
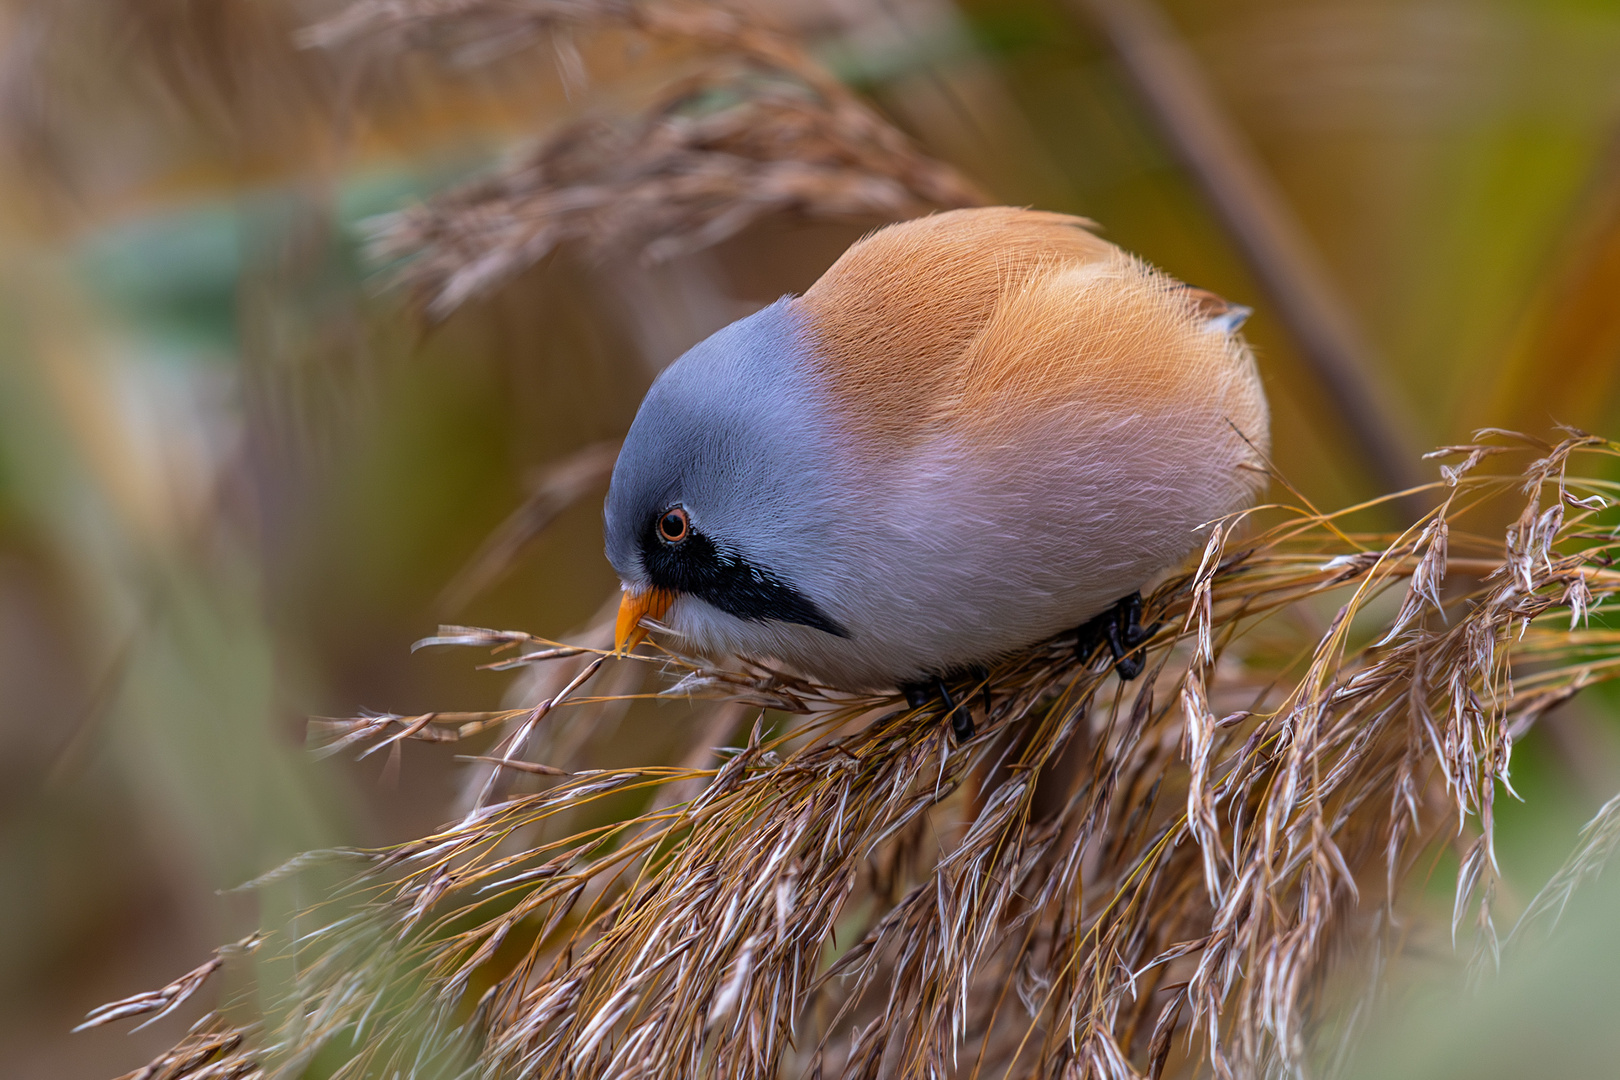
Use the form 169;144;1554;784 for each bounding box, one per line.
797;208;1117;446
795;207;1265;474
956;255;1268;454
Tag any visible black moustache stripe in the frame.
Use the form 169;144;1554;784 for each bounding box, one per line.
639;526;849;639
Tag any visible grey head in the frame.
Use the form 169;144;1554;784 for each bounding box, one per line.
604;298;850;641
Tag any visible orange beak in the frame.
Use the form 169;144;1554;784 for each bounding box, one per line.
614;588;674;653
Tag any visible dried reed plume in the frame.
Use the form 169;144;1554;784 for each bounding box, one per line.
300;0;985;318
84;430;1620;1079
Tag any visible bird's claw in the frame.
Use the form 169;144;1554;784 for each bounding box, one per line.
1076;591;1160;680
901;668;991;744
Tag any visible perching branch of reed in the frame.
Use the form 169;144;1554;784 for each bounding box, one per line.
84;430;1620;1079
299;0;986;319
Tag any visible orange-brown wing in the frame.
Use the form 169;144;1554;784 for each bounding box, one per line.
960;254;1258;416
797;207;1116;447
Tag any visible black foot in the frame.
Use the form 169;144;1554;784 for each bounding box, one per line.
1075;591;1161;680
900;668;990;744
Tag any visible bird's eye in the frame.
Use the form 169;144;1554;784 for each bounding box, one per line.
657;507;690;544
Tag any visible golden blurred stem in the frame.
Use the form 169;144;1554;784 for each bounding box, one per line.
1072;0;1428;516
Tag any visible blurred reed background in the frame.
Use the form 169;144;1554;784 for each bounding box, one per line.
3;0;1620;1076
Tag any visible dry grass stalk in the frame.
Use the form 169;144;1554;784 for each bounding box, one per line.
83;431;1620;1079
0;0;347;205
299;0;986;318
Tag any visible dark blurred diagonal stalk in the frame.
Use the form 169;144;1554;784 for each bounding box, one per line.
1073;0;1428;514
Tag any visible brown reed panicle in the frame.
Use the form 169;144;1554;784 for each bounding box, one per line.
0;0;334;199
82;429;1620;1079
299;0;986;319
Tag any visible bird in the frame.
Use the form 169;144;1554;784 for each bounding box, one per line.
603;207;1268;726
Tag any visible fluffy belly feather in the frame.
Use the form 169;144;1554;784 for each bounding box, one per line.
660;400;1264;690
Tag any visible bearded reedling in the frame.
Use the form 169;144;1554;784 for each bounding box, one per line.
605;208;1268;739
